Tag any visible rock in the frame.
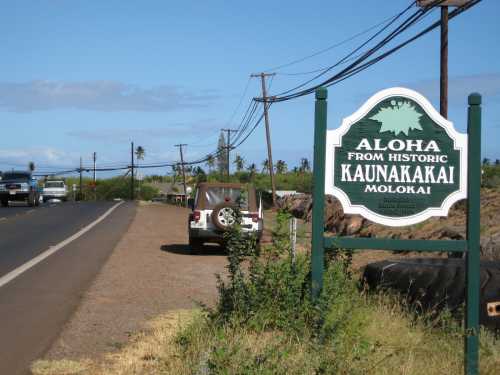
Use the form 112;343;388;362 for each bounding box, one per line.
481;233;500;261
278;192;500;261
345;216;365;236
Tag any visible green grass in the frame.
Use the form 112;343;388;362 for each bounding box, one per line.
169;212;500;374
172;276;500;375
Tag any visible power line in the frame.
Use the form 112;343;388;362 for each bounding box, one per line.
263;0;479;103
259;4;415;73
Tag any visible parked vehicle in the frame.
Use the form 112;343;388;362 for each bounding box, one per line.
42;180;68;202
0;171;40;207
188;182;263;252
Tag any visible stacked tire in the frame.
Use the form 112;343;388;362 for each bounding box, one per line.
363;258;500;331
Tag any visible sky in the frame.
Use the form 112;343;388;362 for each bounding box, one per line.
0;0;499;177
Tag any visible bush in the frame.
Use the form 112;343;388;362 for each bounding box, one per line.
206;209;368;366
173;210;500;374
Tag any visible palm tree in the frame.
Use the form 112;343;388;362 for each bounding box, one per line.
28;161;35;172
134;146;145;197
171;164;180;183
261;159;269;173
206;154;215;173
234;154;245;172
192;166;207;183
275;160;287;174
247;163;257;181
299;158;311;173
135;146;145;161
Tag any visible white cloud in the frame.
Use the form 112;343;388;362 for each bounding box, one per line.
0;147;79;171
66;119;220;144
0;80;218;112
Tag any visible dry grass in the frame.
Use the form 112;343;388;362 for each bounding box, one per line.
358;295;500;375
32;299;500;375
31;309;196;375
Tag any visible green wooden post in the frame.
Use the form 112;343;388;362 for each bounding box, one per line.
465;93;481;375
311;87;328;299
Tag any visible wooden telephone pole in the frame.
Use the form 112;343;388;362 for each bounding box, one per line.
440;5;448;118
79;156;83;201
417;1;472;118
251;72;277;207
93;152;97;200
130;142;135;200
175;144;188;207
221;128;238;181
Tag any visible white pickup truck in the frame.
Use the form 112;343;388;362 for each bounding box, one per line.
42;180;68;202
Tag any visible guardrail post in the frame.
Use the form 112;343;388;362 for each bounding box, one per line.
465;93;481;375
311;87;328;300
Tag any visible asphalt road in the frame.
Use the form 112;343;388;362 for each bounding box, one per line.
0;200;136;375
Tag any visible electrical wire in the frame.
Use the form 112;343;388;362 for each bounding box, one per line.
260;5;416;73
265;0;477;103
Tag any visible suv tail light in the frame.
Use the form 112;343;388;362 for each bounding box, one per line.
249;212;259;223
193;210;201;222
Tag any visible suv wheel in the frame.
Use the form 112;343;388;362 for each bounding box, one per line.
28;192;35;207
1;199;8;207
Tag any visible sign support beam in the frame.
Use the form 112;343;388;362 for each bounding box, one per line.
465;93;481;375
311;87;327;299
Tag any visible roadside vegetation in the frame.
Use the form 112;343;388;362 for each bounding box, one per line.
32;211;500;375
55;176;159;201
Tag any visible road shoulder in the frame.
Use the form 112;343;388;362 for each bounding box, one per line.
45;202;227;361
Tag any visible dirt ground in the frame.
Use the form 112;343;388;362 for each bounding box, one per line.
46;202;227;361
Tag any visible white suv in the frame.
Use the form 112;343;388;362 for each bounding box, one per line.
188;183;263;252
42;180;68;202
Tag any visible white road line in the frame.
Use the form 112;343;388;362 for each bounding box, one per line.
0;201;124;289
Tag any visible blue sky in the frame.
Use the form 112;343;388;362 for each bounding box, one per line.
0;0;499;176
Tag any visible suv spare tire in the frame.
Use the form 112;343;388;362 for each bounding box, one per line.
211;203;238;231
362;258;500;331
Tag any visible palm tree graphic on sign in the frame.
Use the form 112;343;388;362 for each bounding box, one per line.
370;100;423;136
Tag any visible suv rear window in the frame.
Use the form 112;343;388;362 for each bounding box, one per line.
45;181;64;188
205;187;248;209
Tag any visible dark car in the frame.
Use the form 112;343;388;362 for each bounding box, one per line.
0;171;41;207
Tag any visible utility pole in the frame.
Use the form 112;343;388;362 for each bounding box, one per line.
175;144;188;207
251;72;277;207
440;5;448;118
131;142;135;200
221;128;238;181
79;156;83;201
93;152;97;200
417;1;458;118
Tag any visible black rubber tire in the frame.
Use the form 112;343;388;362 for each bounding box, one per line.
35;194;40;206
27;192;35;207
1;199;8;207
363;258;500;331
211;203;237;231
